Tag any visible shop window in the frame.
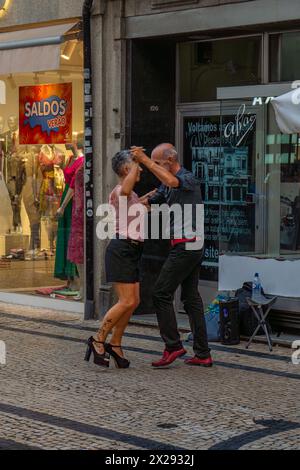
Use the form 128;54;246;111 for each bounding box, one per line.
266;104;300;256
181;98;300;285
270;32;300;82
217;99;300;262
178;36;262;102
218;104;257;263
0;38;85;302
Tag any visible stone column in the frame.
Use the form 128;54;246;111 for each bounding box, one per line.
91;0;125;317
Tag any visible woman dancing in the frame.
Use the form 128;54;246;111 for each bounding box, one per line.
85;150;148;369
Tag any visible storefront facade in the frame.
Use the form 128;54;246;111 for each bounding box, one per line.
0;0;87;313
124;0;300;330
0;0;127;318
2;0;300;329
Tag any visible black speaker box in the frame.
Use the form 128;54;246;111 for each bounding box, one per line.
219;298;240;345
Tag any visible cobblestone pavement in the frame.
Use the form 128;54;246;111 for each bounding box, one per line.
0;303;299;450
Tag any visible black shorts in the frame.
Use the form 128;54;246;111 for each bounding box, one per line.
105;238;143;284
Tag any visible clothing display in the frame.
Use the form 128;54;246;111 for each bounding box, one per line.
0;176;13;235
2;128;19;158
1;121;23;230
43;217;58;255
0;50;84;301
39;145;64;216
67;163;84;265
35;286;66;296
0;144;13;235
39;145;64;253
20;146;42;250
0;127;26;230
6;150;27;230
54;154;84;280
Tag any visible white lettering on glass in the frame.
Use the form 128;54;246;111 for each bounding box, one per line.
224;104;256;147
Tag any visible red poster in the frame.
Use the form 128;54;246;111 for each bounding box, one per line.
19;83;72;145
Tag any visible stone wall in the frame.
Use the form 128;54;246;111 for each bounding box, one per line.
125;0;254;16
0;0;86;28
90;0;124;314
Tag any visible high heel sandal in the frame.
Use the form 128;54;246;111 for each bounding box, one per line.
84;337;110;367
105;344;130;369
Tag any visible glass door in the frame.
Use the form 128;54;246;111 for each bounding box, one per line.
177;100;265;282
177;103;221;282
219;99;265;259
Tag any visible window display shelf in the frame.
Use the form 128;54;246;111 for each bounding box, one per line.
0;233;29;256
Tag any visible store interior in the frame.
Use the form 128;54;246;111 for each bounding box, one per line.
0;38;84;302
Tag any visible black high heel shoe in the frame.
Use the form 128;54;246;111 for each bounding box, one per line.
84;337;110;367
105;344;130;369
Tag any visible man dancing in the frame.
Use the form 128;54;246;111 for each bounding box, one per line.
131;144;212;368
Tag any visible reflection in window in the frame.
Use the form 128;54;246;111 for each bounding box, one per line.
179;37;262;102
266;106;300;256
218;107;257;258
270;31;300;82
0;39;85;300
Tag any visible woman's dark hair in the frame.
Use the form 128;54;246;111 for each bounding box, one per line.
112;150;132;176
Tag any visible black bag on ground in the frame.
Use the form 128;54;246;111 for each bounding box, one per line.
235;282;272;336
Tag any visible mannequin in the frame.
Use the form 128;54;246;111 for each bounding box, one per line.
55;140;84;289
2;115;26;232
21;145;42;253
66;144;84;300
38;144;64;253
0;116;13;235
3;115;19;155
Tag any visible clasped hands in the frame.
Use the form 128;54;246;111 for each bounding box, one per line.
130;146;147;163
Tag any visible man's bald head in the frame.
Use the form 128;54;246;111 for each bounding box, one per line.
151;143;180;174
151;143;175;159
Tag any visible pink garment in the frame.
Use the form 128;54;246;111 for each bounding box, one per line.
35;285;66;296
64;155;84;186
67;163;84;265
109;185;146;242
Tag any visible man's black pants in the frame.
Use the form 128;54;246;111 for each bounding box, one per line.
153;243;210;359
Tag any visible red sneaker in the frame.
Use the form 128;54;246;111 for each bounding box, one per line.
152;348;187;368
184;355;213;367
